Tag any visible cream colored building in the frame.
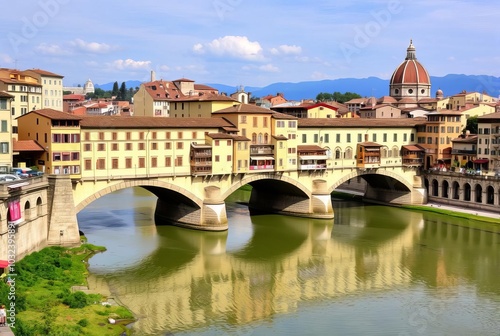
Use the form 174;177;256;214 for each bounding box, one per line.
0;92;13;172
477;112;500;172
23;69;64;111
133;77;237;117
0;68;42;135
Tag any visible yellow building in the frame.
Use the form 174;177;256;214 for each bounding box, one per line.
17;109;82;176
212;104;298;172
271;102;339;119
0;92;14;172
477;112;500;172
23;69;64;111
0;68;42;135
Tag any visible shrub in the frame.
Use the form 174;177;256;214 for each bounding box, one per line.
77;318;89;327
63;291;89;309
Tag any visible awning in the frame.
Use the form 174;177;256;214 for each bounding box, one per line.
250;156;275;161
0;260;9;268
473;159;489;164
299;155;329;160
7;182;29;189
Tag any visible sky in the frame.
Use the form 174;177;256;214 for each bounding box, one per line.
1;0;499;88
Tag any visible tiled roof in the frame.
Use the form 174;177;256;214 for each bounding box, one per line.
0;91;13;98
452;135;477;143
273;135;288;140
213;103;275;114
297;145;324;151
359;141;383;147
194;84;217;91
298;118;425;128
24;68;64;78
63;94;85;101
21;108;83;120
173;78;195;82
271;112;298;120
0;77;42;86
79;116;235;129
207;133;237;140
13;140;45;152
477;111;500;121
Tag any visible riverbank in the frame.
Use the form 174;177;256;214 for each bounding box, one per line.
0;243;135;336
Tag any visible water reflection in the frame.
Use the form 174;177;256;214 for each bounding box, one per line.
79;188;500;336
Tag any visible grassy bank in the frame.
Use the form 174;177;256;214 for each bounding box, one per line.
0;244;134;336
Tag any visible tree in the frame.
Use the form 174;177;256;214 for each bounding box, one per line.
316;92;334;102
112;81;119;97
464;115;478;134
119;82;127;101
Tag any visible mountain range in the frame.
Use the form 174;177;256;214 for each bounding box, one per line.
95;74;500;102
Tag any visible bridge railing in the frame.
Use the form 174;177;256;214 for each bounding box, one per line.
0;176;47;198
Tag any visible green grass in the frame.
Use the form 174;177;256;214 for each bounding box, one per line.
1;243;135;336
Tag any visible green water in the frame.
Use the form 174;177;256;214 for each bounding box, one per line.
78;188;500;336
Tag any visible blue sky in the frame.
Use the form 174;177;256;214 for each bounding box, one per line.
1;0;499;88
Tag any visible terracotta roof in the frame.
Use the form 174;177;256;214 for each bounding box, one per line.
233;135;251;141
0;77;42;86
477;111;500;121
194;84;217;91
13;140;45;152
179;93;237;102
345;98;367;104
397;97;418;104
213;103;275;114
20;108;82;120
298;118;425;128
271;111;298;120
297;145;325;151
63;94;85;101
359;141;383;147
79;116;235;129
173;78;195;82
377;96;398;104
0;91;14;99
402;145;424;151
452;135;477;143
24;68;64;78
273;135;289;140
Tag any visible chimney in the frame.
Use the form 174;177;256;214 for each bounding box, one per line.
151;70;156;82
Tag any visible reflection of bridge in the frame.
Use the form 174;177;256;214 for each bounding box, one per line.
51;165;425;245
88;210;426;335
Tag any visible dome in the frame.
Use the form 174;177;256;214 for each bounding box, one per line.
390;40;430;85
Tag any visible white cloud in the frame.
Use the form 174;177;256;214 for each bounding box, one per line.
193;36;264;61
0;53;14;64
311;71;330;80
259;64;279;72
34;43;71;56
70;39;115;54
270;44;302;56
110;59;151;70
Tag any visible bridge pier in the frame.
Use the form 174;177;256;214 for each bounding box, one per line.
47;175;80;246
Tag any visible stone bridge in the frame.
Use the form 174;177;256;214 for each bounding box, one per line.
48;165;426;245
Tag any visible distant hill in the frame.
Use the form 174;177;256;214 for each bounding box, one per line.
96;75;500;101
209;74;500;101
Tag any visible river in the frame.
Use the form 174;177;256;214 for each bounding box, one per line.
77;187;500;336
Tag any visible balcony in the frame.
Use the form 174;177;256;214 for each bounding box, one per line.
250;145;274;155
451;149;476;155
249;164;274;171
249;156;274;171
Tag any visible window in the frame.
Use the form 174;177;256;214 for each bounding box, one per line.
165;156;171;167
139;157;145;168
215;155;220;162
125;158;132;168
97;143;105;151
96;158;105;170
215;140;220;146
192;132;197;139
1;120;7;132
84;144;91;151
98;132;104;140
165;142;172;150
176;142;183;149
151;157;157;167
241;116;247;123
112;132;117;140
357;134;362;142
347;134;351;143
152;132;157;140
253;117;258;127
138;143;145;150
324;134;329;143
383;133;387;142
176;156;182;166
393;133;397;142
372;134;377;142
112;158;119;169
71;152;79;160
178;132;183;139
227;155;232;161
166;132;171;139
139;132;145;140
53;153;61;161
151;142;158;150
314;134;319;143
403;133;407;142
336;134;340;142
111;143;118;151
126;132;131;140
84;132;90;141
84;159;92;170
125;143;132;150
302;134;307;143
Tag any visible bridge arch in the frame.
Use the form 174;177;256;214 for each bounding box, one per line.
222;173;311;200
75;179;203;213
329;169;414;193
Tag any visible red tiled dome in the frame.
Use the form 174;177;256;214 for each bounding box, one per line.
390;60;430;85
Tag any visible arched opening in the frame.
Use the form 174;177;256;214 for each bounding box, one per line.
345;147;353;160
442;180;449;198
335;148;341;159
392;146;399;158
475;184;482;203
452;181;460;200
486;186;494;205
464;183;471;201
36;197;43;216
432;179;439;197
24;201;31;220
